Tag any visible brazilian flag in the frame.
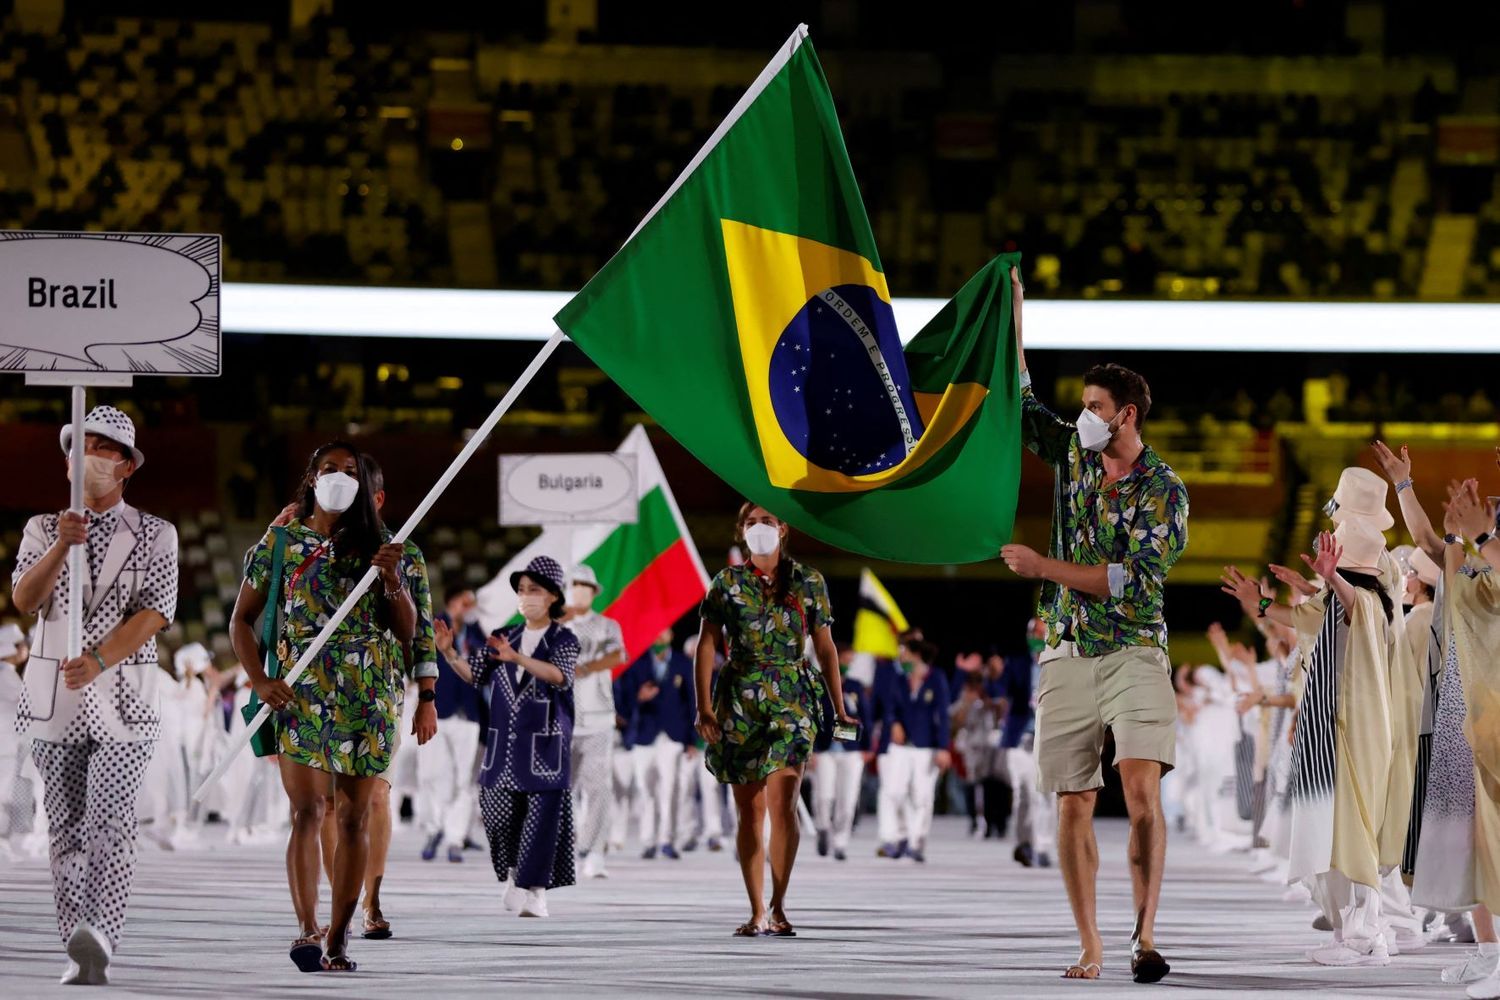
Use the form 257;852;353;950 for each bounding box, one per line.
555;26;1020;565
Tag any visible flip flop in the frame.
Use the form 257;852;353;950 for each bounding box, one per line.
733;922;765;937
766;919;797;938
362;912;392;940
289;934;323;974
321;954;358;972
1061;963;1102;980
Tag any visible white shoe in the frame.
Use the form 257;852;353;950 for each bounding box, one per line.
519;888;549;918
1470;969;1500;1000
1308;936;1390;967
1282;883;1313;905
581;854;608;880
1392;926;1427;953
60;961;84;985
1247;849;1277;873
1445;951;1500;985
65;924;111;985
502;882;525;913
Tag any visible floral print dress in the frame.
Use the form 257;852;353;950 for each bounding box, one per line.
244;519;420;777
700;560;834;784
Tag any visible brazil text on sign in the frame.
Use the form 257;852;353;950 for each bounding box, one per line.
0;231;221;375
499;453;639;526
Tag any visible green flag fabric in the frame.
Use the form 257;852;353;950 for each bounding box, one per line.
555;26;1020;565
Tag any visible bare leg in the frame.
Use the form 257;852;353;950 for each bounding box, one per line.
1057;789;1102;978
278;759;330;938
363;781;392;924
764;766;805;926
319;793;337;887
1118;759;1167;950
326;775;378;959
1476;905;1497;944
731;781;768;928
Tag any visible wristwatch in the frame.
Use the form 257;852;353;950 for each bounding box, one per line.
1256;597;1273;618
1476;531;1495;551
418;689;436;703
1444;533;1464;546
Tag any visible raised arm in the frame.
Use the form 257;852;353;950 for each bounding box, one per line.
1372;440;1442;561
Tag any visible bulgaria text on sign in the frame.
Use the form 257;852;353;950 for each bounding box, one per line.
500;453;639;526
0;231;221;375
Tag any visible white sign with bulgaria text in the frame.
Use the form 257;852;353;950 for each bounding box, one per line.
0;231;221;375
500;452;639;525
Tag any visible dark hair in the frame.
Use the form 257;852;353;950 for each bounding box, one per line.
360;453;385;496
293;440;385;568
1337;569;1395;624
905;639;939;665
443;588;475;608
736;501;793;610
1083;363;1152;428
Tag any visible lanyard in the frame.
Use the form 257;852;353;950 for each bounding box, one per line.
288;537;333;593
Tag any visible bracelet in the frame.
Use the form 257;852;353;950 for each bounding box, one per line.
91;649;109;672
1394;478;1413;494
382;583;405;600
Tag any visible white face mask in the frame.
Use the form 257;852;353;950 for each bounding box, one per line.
1076;408;1115;453
743;522;781;557
517;593;550;622
72;454;124;500
462;607;480;625
568;585;596;610
314;471;360;513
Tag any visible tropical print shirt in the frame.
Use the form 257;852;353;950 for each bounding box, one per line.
1020;374;1189;656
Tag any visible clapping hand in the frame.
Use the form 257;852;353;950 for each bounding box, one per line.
1303;531;1341;583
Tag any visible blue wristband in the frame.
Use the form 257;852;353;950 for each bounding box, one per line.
91;650;109;672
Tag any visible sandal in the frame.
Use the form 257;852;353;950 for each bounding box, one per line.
362;911;392;940
766;918;797;938
321;953;358;972
1129;907;1170;984
1061;963;1102;980
289;933;323;974
733;921;765;938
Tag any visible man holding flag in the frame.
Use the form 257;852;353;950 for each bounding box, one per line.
1000;268;1188;984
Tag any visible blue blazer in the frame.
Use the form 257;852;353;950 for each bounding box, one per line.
472;622;578;793
999;653;1038;750
883;669;952;752
616;650;695;748
434;612;486;722
816;675;874;753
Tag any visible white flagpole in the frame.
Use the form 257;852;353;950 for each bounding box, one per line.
195;330;567;801
67;385;86;660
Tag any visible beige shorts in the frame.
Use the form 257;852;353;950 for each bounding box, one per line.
1035;642;1177;794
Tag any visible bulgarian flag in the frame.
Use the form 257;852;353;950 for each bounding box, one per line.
476;425;710;669
554;25;1021;565
852;568;909;659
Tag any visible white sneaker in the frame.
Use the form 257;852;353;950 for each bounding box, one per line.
519;888;549;918
60;961;84;985
1392;926;1427;953
1445;951;1500;985
581;854;608;880
1247;849;1278;873
1470;968;1500;1000
1308;935;1390;967
1282;883;1313;905
502;882;525;913
66;923;111;985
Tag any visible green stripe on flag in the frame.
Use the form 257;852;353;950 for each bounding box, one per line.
580;486;678;608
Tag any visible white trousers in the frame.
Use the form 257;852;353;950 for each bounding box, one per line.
1309;870;1384;944
610;735;635;849
631;733;687;848
1378;867;1424;937
416;717;480;843
1007;742;1057;855
813;751;864;851
877;744;940;848
570;730;614;856
695;754;732;841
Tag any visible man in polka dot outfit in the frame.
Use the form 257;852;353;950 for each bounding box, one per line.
11;405;179;987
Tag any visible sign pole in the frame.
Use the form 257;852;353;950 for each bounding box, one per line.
195;328;568;801
66;384;85;661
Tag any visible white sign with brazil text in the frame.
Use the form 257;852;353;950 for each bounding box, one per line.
500;452;639;526
0;231;221;375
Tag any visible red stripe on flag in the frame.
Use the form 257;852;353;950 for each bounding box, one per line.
602;539;707;675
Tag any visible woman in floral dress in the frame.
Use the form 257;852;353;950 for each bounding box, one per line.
231;441;417;973
694;503;856;937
